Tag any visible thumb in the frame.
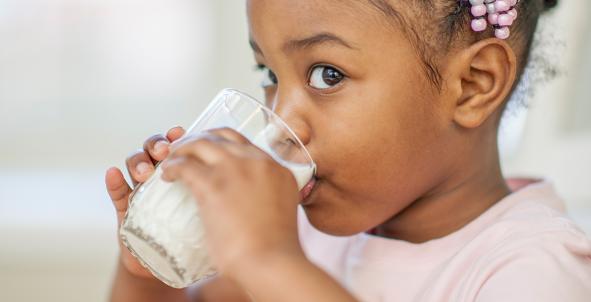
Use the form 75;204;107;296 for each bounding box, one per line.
105;167;133;225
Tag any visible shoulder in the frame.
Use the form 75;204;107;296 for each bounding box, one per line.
478;182;589;257
457;182;591;301
469;181;587;251
474;228;591;301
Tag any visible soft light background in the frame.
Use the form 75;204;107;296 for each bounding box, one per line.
0;1;589;301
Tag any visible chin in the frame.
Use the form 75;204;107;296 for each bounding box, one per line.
302;201;368;237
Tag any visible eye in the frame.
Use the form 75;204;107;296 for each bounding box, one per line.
256;64;278;88
308;65;345;90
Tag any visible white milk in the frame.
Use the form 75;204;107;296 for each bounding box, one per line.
120;128;315;288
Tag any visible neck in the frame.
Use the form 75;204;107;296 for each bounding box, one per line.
375;137;510;243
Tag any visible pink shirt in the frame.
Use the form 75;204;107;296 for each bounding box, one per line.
298;180;591;301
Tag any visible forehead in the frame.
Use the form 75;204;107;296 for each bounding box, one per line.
246;0;402;51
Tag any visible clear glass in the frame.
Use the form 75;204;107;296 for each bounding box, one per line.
119;89;316;288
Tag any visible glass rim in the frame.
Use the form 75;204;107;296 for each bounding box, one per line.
219;88;316;170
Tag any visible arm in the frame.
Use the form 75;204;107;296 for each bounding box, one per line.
234;252;358;302
110;263;252;302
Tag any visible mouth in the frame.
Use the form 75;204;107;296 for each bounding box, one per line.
299;176;318;203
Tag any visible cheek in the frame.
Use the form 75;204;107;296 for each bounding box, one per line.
307;74;446;234
332;71;442;187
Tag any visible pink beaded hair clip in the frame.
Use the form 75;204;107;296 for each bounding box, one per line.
464;0;519;39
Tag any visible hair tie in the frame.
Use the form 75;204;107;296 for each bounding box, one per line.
464;0;519;39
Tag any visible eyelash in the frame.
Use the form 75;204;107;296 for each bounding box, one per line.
255;64;278;89
255;63;347;92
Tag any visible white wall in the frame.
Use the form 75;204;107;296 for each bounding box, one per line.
0;1;256;301
0;1;589;301
502;1;591;231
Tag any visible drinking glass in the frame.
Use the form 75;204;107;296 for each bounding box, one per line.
119;88;316;288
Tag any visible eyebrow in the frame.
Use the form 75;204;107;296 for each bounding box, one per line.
249;32;357;56
283;32;357;52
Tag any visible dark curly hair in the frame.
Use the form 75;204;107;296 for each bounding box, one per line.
367;0;560;92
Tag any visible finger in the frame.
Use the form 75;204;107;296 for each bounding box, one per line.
125;149;155;186
170;134;242;165
105;167;133;223
206;128;273;161
166;126;186;142
143;134;170;162
160;157;211;200
207;127;250;145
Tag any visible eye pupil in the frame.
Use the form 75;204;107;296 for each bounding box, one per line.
322;67;343;86
268;69;278;84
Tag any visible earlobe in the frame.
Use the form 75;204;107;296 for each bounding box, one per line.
453;38;517;129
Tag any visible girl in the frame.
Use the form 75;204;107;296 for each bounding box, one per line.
105;0;591;301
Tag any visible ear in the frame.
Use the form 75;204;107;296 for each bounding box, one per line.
447;39;517;129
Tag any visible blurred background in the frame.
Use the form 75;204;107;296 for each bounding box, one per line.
0;0;589;301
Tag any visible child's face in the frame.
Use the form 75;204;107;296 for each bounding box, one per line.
248;0;457;235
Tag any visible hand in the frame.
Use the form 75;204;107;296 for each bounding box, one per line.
105;126;186;279
160;127;306;280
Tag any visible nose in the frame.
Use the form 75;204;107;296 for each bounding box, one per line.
270;88;312;147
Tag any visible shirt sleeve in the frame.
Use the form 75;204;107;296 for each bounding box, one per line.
476;238;591;302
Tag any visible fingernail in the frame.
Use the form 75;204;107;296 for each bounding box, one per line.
136;162;152;175
154;140;169;154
